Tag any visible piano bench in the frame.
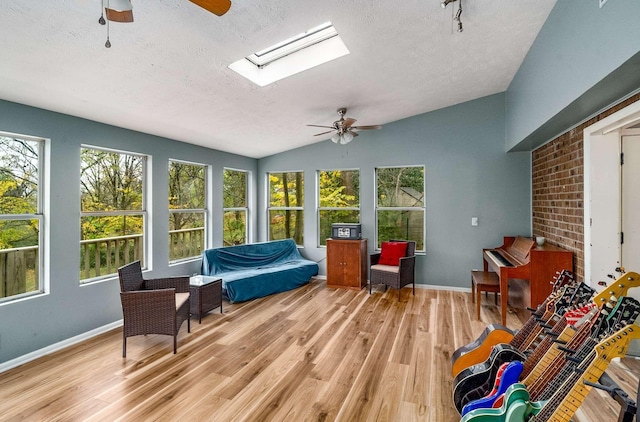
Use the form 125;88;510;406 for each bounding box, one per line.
471;270;500;319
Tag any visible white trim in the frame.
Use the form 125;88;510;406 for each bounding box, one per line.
316;275;471;293
0;320;122;374
583;100;640;286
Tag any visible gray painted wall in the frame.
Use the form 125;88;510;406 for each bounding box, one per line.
0;100;257;363
258;94;532;289
506;0;640;151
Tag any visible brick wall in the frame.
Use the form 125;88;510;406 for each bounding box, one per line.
532;94;640;281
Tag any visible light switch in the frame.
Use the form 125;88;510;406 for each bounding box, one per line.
471;217;478;226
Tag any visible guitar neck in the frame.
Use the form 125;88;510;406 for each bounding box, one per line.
535;337;597;402
530;349;598;422
525;322;592;400
511;298;551;349
520;317;569;379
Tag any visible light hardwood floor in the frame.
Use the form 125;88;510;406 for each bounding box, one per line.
0;279;637;421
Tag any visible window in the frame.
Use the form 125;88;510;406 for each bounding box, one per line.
169;160;206;262
268;171;304;245
376;166;425;251
80;147;146;281
318;169;359;246
223;169;248;246
0;135;44;302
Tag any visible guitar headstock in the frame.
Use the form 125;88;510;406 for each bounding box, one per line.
604;296;640;334
594;323;640;363
554;283;594;314
592;271;640;306
551;269;575;291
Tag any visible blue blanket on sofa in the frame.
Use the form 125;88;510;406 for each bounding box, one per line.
201;239;319;303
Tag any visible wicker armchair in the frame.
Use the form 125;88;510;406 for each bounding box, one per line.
118;261;191;357
369;240;416;300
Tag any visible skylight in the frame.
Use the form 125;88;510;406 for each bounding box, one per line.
229;22;350;87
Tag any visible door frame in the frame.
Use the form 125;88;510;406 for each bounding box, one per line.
584;101;640;286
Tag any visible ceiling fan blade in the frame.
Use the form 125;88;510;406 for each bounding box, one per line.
307;124;335;129
314;130;334;136
343;118;357;128
350;131;359;137
105;8;134;23
351;125;382;131
189;0;232;16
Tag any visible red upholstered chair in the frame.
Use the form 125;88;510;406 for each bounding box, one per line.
117;261;191;357
369;240;416;300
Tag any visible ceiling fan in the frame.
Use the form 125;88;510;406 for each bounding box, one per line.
101;0;231;24
99;0;231;47
307;108;382;145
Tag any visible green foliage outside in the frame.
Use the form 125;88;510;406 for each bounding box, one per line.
376;167;425;250
318;170;360;246
223;169;247;246
80;148;144;278
269;172;304;244
0;137;40;297
169;162;206;260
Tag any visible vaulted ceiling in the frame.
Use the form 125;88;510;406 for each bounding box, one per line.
0;0;556;158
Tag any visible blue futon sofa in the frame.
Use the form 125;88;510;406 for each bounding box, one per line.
201;239;319;303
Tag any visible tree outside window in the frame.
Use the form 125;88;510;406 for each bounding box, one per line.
169;161;206;262
318;170;359;246
0;135;43;301
223;169;248;246
376;166;425;251
80;147;145;281
268;171;303;245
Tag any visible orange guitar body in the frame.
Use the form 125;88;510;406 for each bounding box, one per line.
451;325;514;377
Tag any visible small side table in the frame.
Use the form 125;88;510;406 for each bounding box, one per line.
189;275;223;323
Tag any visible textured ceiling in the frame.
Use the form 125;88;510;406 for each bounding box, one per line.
0;0;556;158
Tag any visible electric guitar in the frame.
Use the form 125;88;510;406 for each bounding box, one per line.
460;304;598;414
530;323;640;422
452;282;594;413
479;295;637;412
459;382;542;422
460;361;523;416
451;270;575;377
461;323;640;422
529;296;640;403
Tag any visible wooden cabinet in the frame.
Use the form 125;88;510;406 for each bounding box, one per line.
326;238;367;290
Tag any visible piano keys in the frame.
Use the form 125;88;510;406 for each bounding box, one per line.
483;236;573;325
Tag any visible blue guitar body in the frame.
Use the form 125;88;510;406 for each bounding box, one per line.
461;361;524;416
460;383;543;422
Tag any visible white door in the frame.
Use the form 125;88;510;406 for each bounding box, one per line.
621;131;640;271
589;132;622;287
621;130;640;357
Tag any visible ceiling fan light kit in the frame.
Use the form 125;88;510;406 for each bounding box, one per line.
309;107;381;146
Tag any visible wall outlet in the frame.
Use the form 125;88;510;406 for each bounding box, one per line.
471;217;478;226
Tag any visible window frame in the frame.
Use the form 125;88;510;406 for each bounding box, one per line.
374;165;425;252
316;168;360;247
80;145;148;283
0;133;45;304
223;167;249;246
168;159;208;264
267;170;304;246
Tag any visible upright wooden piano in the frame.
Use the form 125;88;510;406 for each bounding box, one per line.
483;236;573;324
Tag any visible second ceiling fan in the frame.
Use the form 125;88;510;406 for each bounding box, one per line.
308;108;382;145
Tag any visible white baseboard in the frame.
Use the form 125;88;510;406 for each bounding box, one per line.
0;320;122;374
313;275;471;293
415;284;471;293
